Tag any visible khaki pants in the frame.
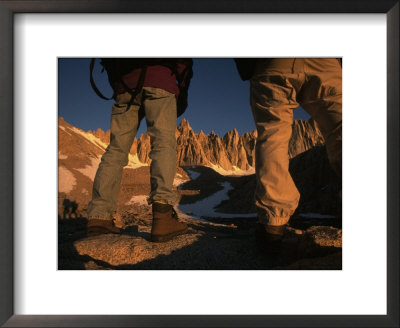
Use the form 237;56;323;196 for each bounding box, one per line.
250;58;342;226
87;87;177;220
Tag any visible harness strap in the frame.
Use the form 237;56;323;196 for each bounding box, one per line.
90;58;148;112
89;58;114;100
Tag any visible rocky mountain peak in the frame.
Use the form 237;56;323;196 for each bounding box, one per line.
197;130;206;139
89;127;110;144
208;131;219;139
223;128;239;139
137;133;151;164
82;118;325;173
177;118;196;138
178;118;191;130
289;119;324;158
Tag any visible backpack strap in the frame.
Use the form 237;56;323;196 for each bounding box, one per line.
124;66;147;110
175;61;193;117
89;58;114;100
90;58;192;116
90;58;148;112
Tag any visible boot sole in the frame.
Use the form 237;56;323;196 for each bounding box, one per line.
151;227;188;243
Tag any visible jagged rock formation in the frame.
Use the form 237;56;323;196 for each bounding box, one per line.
130;138;138;156
137;133;151;164
89;128;110;145
205;131;233;171
86;118;324;171
176;119;209;166
222;129;249;170
239;130;257;167
289;119;324;158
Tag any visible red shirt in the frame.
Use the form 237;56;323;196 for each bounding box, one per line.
113;63;190;96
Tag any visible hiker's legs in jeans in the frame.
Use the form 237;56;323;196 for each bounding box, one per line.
300;58;342;177
87;92;140;219
250;67;300;226
142;87;177;205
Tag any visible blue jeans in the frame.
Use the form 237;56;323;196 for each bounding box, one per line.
87;87;177;220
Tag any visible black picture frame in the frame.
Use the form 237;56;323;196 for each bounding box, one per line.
0;1;398;327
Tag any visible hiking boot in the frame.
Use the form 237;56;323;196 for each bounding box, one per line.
151;203;188;242
255;223;286;256
87;218;121;237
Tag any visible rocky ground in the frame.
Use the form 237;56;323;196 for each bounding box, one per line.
58;166;342;270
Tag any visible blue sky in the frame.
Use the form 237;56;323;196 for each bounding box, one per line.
58;58;309;136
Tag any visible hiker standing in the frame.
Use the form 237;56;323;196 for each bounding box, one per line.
235;58;342;254
87;58;193;242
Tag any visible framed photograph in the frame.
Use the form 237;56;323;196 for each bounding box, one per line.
1;0;398;327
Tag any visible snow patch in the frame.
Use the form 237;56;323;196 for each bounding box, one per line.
178;181;256;219
298;213;337;219
126;195;148;206
58;166;76;194
59;125;72;136
173;172;189;188
173;177;189;187
70;126;108;152
58;152;68;160
66;124;147;168
76;157;101;181
175;210;230;227
124;195;230;227
126;153;147;169
208;163;255;176
186;169;200;180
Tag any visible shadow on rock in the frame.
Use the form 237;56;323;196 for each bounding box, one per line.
58;214;342;270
